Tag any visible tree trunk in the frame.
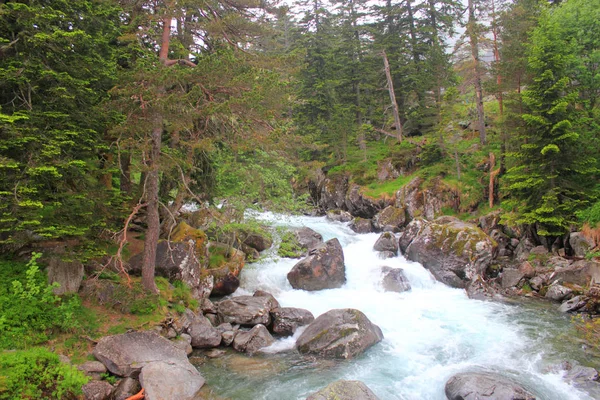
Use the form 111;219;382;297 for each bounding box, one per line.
119;151;132;196
382;50;403;142
468;0;486;145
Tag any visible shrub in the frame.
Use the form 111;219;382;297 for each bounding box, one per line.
0;347;88;400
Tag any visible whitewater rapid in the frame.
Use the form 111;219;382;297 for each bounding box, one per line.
200;212;595;400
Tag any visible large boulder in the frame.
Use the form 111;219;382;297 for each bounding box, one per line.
232;324;275;354
350;218;374;234
545;283;573;302
242;231;273;252
398;218;427;253
206;242;246;296
278;227;324;259
372;206;407;233
82;380;113;400
404;217;496;288
373;232;398;255
381;267;411;293
501;269;524;289
326;210;353;223
46;255;84;295
112;377;141;400
128;240;208;300
395;177;458;220
552;260;600;287
270;307;315;336
92;331;204;400
345;184;385;219
217;295;273;326
296;309;383;359
188;314;222;348
445;372;536;400
568;232;596;257
287;239;346;291
294;227;324;250
306;380;380;400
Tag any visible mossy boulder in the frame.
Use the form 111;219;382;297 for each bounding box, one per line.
404;216;496;288
373;232;399;255
350;217;374;234
206;242;245;296
278;227;323;259
296;308;383;359
372;206;407;233
326;209;353;223
306;380;380;400
395;177;458;220
445;372;536;400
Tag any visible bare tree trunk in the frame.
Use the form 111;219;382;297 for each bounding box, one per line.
382;50;403;142
468;0;486;145
120;151;132;196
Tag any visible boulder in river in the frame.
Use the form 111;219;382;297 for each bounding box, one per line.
306;380;380;400
232;324;275;354
296;308;383;359
403;217;496;288
381;267;411;293
326;209;353;223
445;372;536;400
217;295;273;326
350;218;374;234
188;314;222;348
270;307;315;336
372;206;407;233
287;238;346;291
373;232;399;255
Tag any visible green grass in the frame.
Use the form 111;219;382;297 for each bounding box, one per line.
363;174;415;198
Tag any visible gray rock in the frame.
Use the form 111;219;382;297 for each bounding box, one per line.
172;308;200;334
398;218;427;253
253;290;280;309
306;380;380;400
502;269;524;289
242;231;273;252
82;380;113;400
221;330;236;346
530;275;545;291
139;360;205;400
350;218;374;233
373;232;398;254
172;334;193;355
205;349;226;358
404;217;495;288
112;377;141;400
287;239;346;291
205;313;218;326
46;255;84;295
93;331;193;378
293;227;324;252
372;206;407;233
188;314;221;348
200;298;217;314
381;267;411;293
377;251;396;259
296;309;383;359
395;177;457;221
271;307;315;336
545;284;573;302
478;210;502;234
326;210;353;223
515;238;536;261
565;365;599;382
445;372;536;400
232;324;275;354
77;361;107;380
217;295;273;326
569;232;595;257
519;261;536;279
559;296;586;313
552;260;600;287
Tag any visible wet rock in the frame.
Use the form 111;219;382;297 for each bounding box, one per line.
293;227;324;251
466;275;500;300
287;238;346;291
242;231;273;252
398;218;427;253
217;322;237;346
377;251;396;259
306;380;380;400
404;217;496;288
373;232;398;255
296;309;383;359
232;324;275;354
350;218;373;234
559;296;586;313
82;380;113;400
188;314;222;348
207;242;245;296
112;377;141;400
77;361;107;380
502;269;524;289
445;372;536;400
270;307;315;336
253;290;280;310
326;210;353;223
205;349;226;358
217;295;273;326
568;232;595;258
545;283;573;302
139;360;205;400
381;267;411;293
372;206;407;233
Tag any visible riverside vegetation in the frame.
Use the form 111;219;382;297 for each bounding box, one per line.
1;0;600;398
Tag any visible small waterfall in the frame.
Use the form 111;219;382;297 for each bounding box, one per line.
201;212;594;400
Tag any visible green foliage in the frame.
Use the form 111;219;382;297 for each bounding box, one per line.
364;174;414;198
0;347;88;400
0;254;85;349
577;201;600;226
420;143;444;166
277;230;303;258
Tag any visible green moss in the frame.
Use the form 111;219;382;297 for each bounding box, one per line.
277;230;303;258
364;174;415;198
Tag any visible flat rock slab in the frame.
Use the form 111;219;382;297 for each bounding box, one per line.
296;308;383;359
306;380;380;400
232;324;275;354
217;295;272;326
445;372;536;400
139;360;205;400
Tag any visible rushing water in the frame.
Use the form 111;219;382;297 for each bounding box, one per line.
197;212;596;400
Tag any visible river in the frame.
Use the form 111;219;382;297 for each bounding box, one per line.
196;212;597;399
